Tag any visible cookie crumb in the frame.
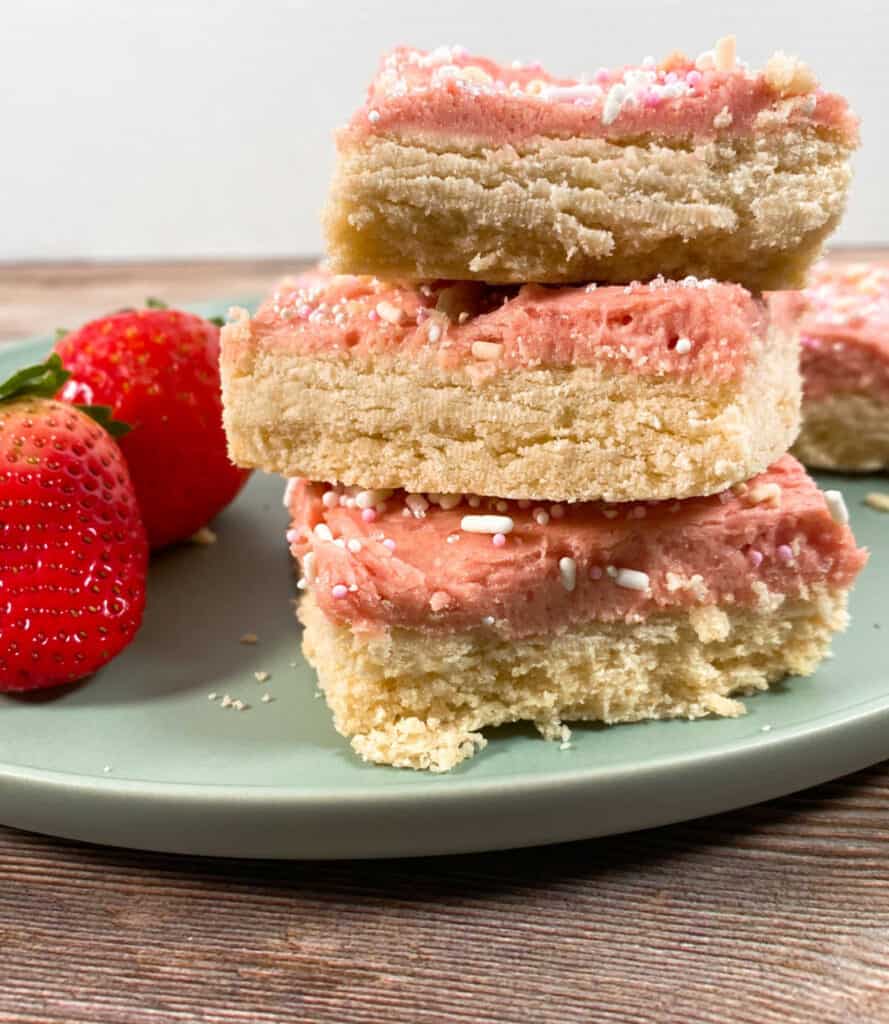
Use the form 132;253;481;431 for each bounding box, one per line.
103;765;112;774
261;693;273;703
221;694;233;708
207;692;218;701
761;724;772;733
865;492;889;513
233;699;249;711
254;671;270;683
240;633;258;645
190;526;217;545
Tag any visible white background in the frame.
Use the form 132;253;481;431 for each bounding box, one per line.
3;0;886;260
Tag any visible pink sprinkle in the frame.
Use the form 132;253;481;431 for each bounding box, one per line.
747;549;764;568
331;584;348;599
492;533;507;547
686;69;702;87
589;566;603;580
285;528;300;544
665;71;678;84
383;538;396;551
361;508;377;523
368;310;378;320
594;68;610;84
643;89;661;108
777;544;794;564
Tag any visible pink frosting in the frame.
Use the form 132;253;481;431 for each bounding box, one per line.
795;263;889;401
289;456;866;638
343;45;858;146
239;270;767;384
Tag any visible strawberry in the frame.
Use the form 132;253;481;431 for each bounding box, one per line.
0;355;148;692
54;300;250;549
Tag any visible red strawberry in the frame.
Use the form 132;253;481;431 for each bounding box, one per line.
0;355;148;692
54;300;250;549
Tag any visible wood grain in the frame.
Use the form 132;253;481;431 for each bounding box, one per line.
1;257;889;1024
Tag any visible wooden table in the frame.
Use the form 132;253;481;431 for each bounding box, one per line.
2;260;889;1024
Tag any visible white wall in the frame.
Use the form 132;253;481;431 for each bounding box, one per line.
3;0;886;260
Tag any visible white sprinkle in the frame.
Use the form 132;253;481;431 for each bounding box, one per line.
254;671;270;682
334;537;346;548
674;337;692;355
427;322;442;343
406;494;430;518
824;490;849;526
302;551;316;585
461;514;515;535
313;523;334;541
376;300;404;324
533;509;550;526
483;615;496;626
347;538;362;553
296;578;307;590
615;568;650;592
471;341;503;361
367;108;381;123
446;533;460;543
559;556;577;592
601;82;629;125
321;490;338;509
261;693;273;703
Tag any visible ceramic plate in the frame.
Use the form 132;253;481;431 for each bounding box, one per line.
1;321;888;859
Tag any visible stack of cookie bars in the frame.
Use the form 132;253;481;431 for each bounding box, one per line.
221;37;867;771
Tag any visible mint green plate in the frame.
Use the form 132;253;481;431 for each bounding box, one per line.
1;322;888;859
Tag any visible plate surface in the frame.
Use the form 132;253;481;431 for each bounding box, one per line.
1;326;888;859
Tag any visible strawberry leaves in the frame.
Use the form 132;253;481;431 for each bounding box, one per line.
0;354;131;437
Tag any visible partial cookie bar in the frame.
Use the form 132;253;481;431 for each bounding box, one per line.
324;40;858;289
288;457;867;771
791;263;889;471
222;271;800;504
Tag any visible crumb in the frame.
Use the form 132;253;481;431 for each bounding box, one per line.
314;691;323;700
233;699;249;711
254;671;270;682
289;661;299;668
190;526;217;545
103;765;112;773
761;724;772;733
240;633;258;645
221;695;233;708
865;492;889;513
207;692;218;701
261;693;273;703
559;741;574;751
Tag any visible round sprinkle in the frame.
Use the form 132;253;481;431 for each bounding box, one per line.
313;523;334;542
322;490;338;508
331;584;349;599
674;337;692;355
383;538;396;551
347;538;362;553
559;556;577;592
748;549;764;568
461;514;515;535
492;532;507;547
615;568;650;591
367;108;381;123
427;323;442;343
446;533;460;544
361;508;377;523
483;615;495;626
776;544;794;564
285;528;301;544
533;509;550;526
